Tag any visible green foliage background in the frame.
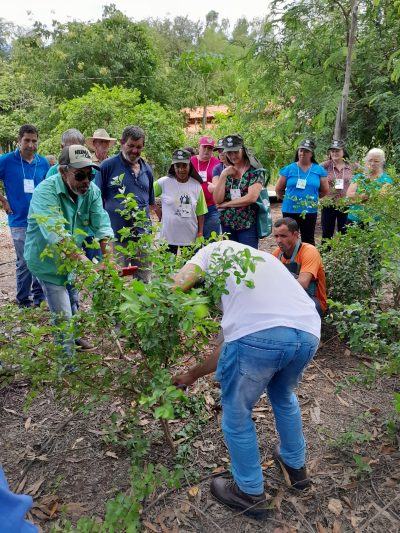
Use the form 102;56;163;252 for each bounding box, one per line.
0;1;398;173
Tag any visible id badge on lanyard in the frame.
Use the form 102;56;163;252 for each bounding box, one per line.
296;178;307;190
24;179;35;193
230;188;241;199
335;178;344;190
198;170;207;182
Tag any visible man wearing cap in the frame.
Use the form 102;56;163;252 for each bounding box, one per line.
96;125;155;281
191;137;221;239
46;129;86;178
24;145;114;356
272;217;327;317
0;124;50;307
46;129;102;262
86;128;116;164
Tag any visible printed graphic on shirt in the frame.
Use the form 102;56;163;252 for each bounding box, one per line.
176;193;192;218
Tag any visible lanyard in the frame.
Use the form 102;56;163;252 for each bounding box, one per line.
233;168;249;190
297;163;312;182
18;150;38;182
197;157;211;175
331;161;345;181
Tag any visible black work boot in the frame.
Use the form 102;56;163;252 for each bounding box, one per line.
210;476;268;519
273;448;311;490
75;338;94;351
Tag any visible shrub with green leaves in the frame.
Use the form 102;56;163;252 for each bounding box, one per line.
0;194;263;529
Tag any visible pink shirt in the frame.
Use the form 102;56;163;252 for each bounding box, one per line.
191;155;220;206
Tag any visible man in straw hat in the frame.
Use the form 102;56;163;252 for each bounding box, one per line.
86;128;116;164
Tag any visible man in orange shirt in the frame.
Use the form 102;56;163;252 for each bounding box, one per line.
272;217;327;317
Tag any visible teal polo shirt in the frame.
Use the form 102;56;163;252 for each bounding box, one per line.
24;173;114;285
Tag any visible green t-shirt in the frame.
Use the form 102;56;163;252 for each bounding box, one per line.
348;173;392;222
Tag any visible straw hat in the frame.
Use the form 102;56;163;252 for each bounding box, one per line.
86;129;116;151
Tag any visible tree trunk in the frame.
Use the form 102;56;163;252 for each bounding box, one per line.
202;105;207;130
334;0;359;141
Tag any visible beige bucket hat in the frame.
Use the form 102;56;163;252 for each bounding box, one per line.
86;129;117;151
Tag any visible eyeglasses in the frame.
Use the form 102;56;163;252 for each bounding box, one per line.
69;168;95;182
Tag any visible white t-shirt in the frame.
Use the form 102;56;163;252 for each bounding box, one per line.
189;241;321;342
156;176;204;246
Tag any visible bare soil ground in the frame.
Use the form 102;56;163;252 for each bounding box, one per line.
0;207;399;533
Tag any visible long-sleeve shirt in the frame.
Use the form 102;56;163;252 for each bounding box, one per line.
24;173;113;285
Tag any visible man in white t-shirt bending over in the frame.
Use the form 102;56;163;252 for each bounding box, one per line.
173;240;320;519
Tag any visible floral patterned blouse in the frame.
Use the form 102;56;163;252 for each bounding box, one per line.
219;167;266;231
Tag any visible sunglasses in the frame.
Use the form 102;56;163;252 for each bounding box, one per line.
69;168;95;182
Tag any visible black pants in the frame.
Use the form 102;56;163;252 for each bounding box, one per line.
282;212;318;245
321;207;348;240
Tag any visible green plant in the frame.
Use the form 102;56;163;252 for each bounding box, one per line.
352;454;372;478
1;192;262;528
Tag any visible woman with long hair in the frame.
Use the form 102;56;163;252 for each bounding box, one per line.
275;139;329;245
154;149;208;254
213;134;266;249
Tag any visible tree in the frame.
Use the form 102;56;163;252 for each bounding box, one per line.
10;7;160;102
227;0;400;169
39;85;184;176
175;51;226;128
334;0;359;141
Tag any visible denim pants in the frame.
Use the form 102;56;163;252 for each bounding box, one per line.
216;327;319;495
10;227;44;306
221;223;259;249
39;281;79;357
203;205;221;240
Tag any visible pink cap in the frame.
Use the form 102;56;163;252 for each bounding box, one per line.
199;136;215;147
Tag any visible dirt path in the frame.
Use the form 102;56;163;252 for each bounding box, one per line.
0;207;399;532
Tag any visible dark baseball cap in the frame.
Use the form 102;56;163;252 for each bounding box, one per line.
222;134;245;152
298;139;316;152
329;139;346;150
171;149;192;164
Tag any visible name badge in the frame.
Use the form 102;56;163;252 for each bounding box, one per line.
178;204;191;218
199;170;207;182
24;179;35;194
296;178;306;190
335;178;344;190
230;188;241;199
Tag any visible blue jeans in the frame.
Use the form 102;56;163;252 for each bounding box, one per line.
221;223;259;249
203;205;221;240
216;327;319;495
10;227;44;306
39;281;79;356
